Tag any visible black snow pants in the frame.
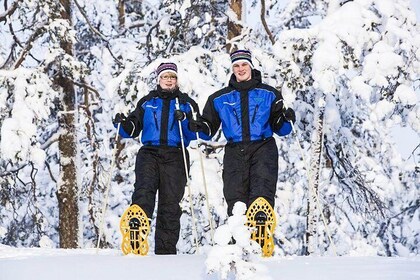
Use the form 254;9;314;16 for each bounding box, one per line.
222;137;278;216
131;145;188;254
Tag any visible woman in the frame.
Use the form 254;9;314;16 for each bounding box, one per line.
113;62;198;254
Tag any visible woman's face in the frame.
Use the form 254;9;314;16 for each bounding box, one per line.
159;73;178;90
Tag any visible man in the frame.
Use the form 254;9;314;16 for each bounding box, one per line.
189;50;296;216
113;62;199;254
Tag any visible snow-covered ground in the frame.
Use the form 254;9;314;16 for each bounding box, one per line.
1;246;419;280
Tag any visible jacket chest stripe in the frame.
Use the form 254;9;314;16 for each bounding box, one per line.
160;99;170;145
240;90;250;142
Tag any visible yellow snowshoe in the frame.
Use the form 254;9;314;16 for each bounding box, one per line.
246;197;276;257
120;204;150;255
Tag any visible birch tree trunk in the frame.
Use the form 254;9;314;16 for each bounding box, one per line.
227;0;242;53
118;0;125;29
56;0;79;248
306;91;326;255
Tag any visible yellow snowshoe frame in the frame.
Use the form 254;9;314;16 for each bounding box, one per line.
246;197;277;257
120;204;150;255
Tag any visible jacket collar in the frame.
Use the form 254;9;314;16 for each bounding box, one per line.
153;85;181;99
228;69;262;91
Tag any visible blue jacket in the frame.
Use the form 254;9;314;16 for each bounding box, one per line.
116;86;198;147
200;70;292;143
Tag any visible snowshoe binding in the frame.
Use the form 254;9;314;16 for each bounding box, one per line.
120;204;150;255
246;197;276;257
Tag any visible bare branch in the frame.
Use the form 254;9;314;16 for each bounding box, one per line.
260;0;275;45
118;21;146;36
44;160;57;183
73;0;123;66
0;0;22;23
0;42;17;69
406;142;419;161
12;24;47;69
73;0;107;40
324;143;387;219
0;163;27;177
40;134;60;150
8;17;23;48
104;43;124;66
127;21;146;30
2;2;41;69
146;20;161;62
72;80;101;99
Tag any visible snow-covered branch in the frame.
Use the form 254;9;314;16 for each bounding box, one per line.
0;0;22;23
73;0;123;66
324;143;387;219
12;24;47;69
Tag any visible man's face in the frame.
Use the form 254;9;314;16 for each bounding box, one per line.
232;62;252;82
159;72;178;90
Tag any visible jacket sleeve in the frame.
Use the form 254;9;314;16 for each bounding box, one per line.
117;99;145;138
269;89;284;121
180;98;198;143
267;88;292;137
273;120;292;136
272;99;294;137
200;96;220;139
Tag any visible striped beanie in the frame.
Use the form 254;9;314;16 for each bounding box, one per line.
157;62;178;79
230;49;254;68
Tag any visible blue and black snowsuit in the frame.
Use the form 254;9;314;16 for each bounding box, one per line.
199;69;293;215
116;86;198;254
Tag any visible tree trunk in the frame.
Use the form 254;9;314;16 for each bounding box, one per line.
306;92;326;255
260;0;275;45
118;0;125;29
226;0;242;53
56;0;79;249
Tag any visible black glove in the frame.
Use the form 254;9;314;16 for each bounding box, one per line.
272;99;284;119
174;110;186;121
272;115;285;131
272;107;296;131
283;108;296;123
188;119;209;135
113;113;127;126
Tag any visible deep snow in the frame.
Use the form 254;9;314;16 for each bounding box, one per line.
1;246;420;280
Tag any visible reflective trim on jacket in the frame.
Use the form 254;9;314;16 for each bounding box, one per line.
201;69;292;143
118;88;198;147
212;87;277;142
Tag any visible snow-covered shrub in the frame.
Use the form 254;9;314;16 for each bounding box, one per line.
206;202;271;280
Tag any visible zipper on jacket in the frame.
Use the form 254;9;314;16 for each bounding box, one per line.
251;104;259;123
233;108;240;125
153;111;159;129
170;117;176;131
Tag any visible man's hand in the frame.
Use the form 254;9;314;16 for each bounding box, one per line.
113;113;127;126
283;108;296;123
188;119;209;135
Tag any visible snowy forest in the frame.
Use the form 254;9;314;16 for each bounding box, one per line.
0;0;419;258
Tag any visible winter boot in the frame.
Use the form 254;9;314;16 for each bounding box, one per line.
120;204;150;255
246;197;276;257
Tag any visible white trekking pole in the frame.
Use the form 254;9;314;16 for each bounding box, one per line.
193;112;215;245
96;122;121;253
175;97;200;253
